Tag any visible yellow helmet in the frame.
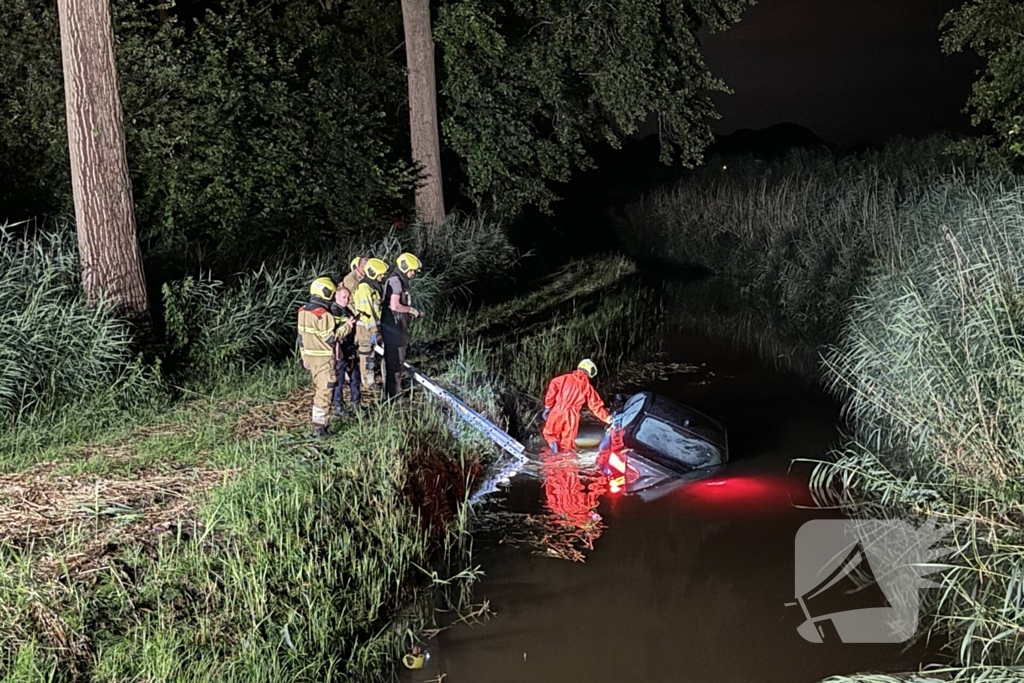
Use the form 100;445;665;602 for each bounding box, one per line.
578;358;597;378
396;252;422;274
350;256;365;272
365;258;388;280
309;276;336;300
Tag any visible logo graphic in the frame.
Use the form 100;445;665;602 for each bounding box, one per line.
788;516;960;643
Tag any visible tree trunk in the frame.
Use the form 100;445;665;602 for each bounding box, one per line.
58;0;149;319
401;0;445;227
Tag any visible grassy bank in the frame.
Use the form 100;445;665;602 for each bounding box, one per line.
0;217;654;681
621;142;1024;680
3;377;474;681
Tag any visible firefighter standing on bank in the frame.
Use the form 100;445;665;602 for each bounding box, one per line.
342;256;367;297
541;359;612;452
297;277;344;437
353;258;388;391
381;253;424;400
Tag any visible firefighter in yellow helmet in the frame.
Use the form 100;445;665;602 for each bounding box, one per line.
541;359;611;452
353;258;388;390
342;256;367;296
381;252;424;399
297;277;346;437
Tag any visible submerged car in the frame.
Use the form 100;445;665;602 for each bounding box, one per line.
596;391;729;500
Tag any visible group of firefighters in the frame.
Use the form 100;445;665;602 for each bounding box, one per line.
296;250;614;463
296;252;424;438
298;254;619;529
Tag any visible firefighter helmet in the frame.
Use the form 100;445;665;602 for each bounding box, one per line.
396;252;422;274
350;256;365;272
578;358;597;378
309;277;336;300
365;258;388;280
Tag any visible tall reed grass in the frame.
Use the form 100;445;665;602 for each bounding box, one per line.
817;184;1024;676
1;214;518;424
0;226;160;425
619;139;1010;361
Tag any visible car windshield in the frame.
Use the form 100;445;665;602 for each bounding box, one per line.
634;416;720;469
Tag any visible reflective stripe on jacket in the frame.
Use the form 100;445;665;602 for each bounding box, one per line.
297;302;337;357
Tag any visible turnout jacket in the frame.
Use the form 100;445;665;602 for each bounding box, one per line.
353;277;383;334
296;299;339;359
341;269;362;296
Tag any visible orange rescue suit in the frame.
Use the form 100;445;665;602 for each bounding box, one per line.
541;369;611;452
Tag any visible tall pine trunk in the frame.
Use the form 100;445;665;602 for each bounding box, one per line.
401;0;445;227
58;0;149;319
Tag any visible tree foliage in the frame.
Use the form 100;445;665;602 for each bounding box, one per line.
2;0;754;242
942;0;1024;159
434;0;753;216
1;0;413;264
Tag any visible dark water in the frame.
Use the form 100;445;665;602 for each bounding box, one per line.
404;327;931;683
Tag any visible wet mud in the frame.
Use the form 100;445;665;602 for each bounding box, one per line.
407;324;933;683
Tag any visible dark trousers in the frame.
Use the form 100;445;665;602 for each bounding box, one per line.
332;356;361;406
383;337;407;399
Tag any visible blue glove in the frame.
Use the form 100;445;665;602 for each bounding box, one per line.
542;407;550;421
370;332;378;346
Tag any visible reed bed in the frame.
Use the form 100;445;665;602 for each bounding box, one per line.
623;141;1024;680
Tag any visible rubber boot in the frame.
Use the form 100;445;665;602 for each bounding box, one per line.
312;423;330;439
333;404;349;418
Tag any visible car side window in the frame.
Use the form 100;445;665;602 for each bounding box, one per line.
619;393;646;427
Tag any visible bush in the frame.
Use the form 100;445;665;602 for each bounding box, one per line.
161;265;315;377
160;214;518;383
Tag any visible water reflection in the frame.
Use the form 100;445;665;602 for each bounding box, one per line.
539;447;609;530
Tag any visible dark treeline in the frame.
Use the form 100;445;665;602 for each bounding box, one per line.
1;0;763;278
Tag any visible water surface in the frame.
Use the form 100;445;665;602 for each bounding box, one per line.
409;327;930;682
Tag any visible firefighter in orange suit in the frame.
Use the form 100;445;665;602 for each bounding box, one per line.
297;277;341;438
541;359;611;452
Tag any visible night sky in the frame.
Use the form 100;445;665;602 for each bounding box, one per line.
697;0;983;144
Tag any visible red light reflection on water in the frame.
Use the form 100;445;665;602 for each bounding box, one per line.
676;473;813;509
